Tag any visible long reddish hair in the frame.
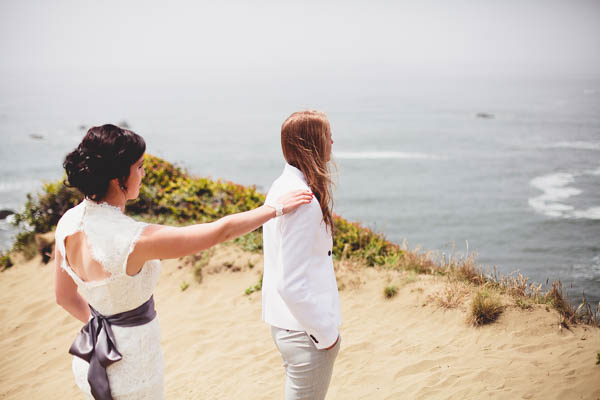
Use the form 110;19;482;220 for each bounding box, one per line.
281;110;334;232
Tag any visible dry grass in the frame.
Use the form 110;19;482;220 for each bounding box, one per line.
393;242;599;328
450;257;486;285
468;288;503;326
575;296;600;326
396;242;437;274
543;281;576;324
428;281;470;309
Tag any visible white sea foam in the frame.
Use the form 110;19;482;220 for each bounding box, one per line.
547;141;600;151
573;207;600;220
528;172;581;218
334;151;442;160
529;171;600;219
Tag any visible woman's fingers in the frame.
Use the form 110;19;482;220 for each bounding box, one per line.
278;190;313;214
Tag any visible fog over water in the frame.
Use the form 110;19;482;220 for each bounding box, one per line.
1;1;599;304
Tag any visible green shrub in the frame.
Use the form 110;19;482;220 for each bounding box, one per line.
234;230;263;253
333;216;403;267
384;285;398;299
245;273;263;295
127;154;265;223
12;182;82;234
12;231;37;260
0;253;13;270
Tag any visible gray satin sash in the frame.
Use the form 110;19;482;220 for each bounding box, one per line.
69;296;157;400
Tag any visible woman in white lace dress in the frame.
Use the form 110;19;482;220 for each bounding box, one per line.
54;124;312;400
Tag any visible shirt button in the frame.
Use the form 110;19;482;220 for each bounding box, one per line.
328;250;331;256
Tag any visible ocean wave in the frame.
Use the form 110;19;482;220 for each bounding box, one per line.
333;151;442;160
528;172;600;220
587;166;600;176
547;141;600;151
571;255;600;281
573;207;600;220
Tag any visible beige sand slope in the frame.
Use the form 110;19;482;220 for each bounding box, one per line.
1;244;599;400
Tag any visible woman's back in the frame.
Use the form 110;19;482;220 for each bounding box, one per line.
55;199;160;315
55;199;164;399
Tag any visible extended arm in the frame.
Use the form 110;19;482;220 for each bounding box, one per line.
128;190;312;274
54;249;90;323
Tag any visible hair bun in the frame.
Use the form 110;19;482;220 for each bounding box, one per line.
63;124;146;200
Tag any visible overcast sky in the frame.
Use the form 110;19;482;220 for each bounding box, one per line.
1;0;599;90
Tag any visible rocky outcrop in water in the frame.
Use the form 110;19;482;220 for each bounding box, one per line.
0;210;15;220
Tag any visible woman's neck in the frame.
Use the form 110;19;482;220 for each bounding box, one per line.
97;189;126;212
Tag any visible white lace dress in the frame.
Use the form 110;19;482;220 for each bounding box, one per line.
55;199;163;399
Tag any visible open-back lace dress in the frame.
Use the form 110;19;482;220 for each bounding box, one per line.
55;199;163;399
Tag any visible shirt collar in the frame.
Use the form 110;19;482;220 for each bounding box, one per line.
284;163;307;183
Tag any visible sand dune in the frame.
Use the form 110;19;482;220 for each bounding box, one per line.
1;244;599;399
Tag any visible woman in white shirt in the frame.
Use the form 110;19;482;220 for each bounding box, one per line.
262;110;342;400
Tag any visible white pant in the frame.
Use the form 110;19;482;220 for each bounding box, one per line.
271;326;341;400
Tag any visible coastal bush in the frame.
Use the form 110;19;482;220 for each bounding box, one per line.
12;182;82;234
468;289;503;326
128;154;265;223
12;231;38;260
0;253;12;270
596;352;600;365
383;285;398;299
333;216;403;267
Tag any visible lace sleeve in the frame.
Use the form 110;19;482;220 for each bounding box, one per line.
122;221;149;274
55;206;79;258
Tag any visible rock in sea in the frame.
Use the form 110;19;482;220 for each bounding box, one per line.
0;209;15;220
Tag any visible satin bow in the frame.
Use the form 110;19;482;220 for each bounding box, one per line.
69;296;157;400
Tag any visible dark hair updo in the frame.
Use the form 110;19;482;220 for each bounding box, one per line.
63;124;146;201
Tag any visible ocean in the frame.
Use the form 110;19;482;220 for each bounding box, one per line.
1;76;598;305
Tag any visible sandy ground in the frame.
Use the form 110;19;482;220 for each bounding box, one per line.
1;243;599;400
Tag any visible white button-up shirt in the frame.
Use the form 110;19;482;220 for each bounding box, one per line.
262;163;341;349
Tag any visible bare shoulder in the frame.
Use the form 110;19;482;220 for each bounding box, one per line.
135;223;164;244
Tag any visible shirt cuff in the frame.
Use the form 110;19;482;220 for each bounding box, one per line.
307;326;339;350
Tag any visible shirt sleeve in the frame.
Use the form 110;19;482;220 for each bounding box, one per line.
276;202;339;349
